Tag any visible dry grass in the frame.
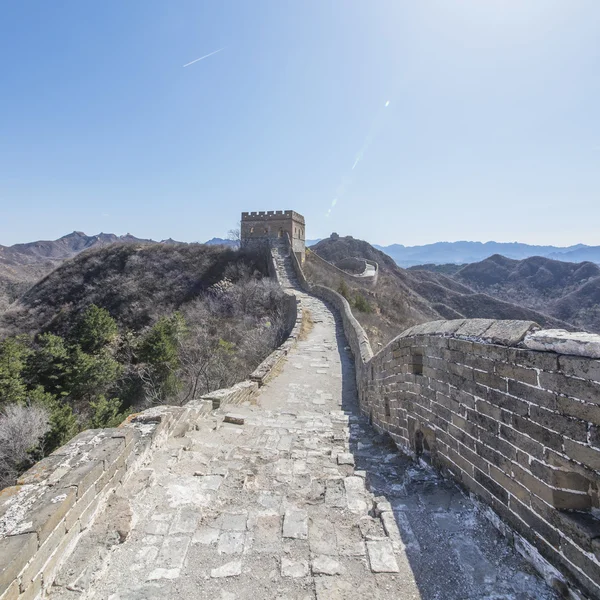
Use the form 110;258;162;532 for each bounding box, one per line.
298;309;314;341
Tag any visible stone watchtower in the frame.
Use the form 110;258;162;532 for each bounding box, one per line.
241;210;306;264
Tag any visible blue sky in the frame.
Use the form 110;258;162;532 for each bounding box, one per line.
1;1;599;247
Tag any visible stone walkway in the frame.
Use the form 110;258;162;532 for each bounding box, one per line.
50;258;558;600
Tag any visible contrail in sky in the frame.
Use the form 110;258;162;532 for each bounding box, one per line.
182;47;226;68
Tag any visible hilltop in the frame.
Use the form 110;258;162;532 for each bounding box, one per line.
0;243;268;338
0;231;166;312
454;254;600;333
307;236;572;347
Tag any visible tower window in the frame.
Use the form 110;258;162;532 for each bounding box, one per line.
411;352;424;376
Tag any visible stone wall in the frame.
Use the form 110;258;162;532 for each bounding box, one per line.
362;320;600;597
291;252;600;598
307;249;379;287
0;405;201;600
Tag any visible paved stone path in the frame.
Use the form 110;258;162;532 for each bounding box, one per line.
50;253;558;600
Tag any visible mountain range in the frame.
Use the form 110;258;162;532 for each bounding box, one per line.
307;236;575;348
0;232;164;310
373;241;600;267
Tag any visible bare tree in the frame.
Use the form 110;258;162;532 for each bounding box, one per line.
0;403;50;488
227;222;241;246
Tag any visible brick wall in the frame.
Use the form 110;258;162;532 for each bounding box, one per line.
306;249;379;287
363;320;600;598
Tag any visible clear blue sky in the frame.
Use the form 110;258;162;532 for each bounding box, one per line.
1;1;599;247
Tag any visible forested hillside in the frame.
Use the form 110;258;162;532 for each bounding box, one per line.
0;243;286;488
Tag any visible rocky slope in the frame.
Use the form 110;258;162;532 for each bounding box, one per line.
308;236;573;347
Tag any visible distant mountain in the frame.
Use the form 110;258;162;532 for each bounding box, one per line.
454;254;600;333
374;241;600;268
0;231;155;267
0;232;166;311
204;237;239;247
308;236;571;347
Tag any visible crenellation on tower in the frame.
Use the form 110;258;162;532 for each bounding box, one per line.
241;209;306;263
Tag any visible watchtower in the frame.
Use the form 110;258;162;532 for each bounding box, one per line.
241;210;306;264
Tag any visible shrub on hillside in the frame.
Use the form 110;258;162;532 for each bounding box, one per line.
0;403;50;488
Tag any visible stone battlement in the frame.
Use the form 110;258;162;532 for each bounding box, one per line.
241;210;305;224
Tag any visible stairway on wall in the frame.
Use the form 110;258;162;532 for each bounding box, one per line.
271;242;299;290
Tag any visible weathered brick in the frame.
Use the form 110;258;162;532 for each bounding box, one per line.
539;371;600;405
476;441;511;471
64;484;97;532
0;579;19;600
472;343;509;362
556;396;600;426
475;399;503;421
489;464;531;504
448;387;476;410
512;463;591;510
592;426;600;448
499;424;543;458
474;369;507;392
0;534;38;596
58;460;104;499
558;355;600;382
18;487;76;545
474;468;508;504
20;518;66;586
467;354;497;372
41;518;81;589
510;497;561;548
486;389;529;416
16;455;66;486
458;441;490;474
507;380;557;410
479;430;518;461
466;409;499;434
515;450;531;470
446;447;474;477
564;439;600;471
512;416;563;451
495;362;538;386
19;574;41;600
529;460;591;493
529;406;587;442
448;338;474;353
459;470;493;506
561;539;600;593
507;348;559;372
555;511;600;553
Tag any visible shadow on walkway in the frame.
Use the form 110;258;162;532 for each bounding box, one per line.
330;312;558;600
